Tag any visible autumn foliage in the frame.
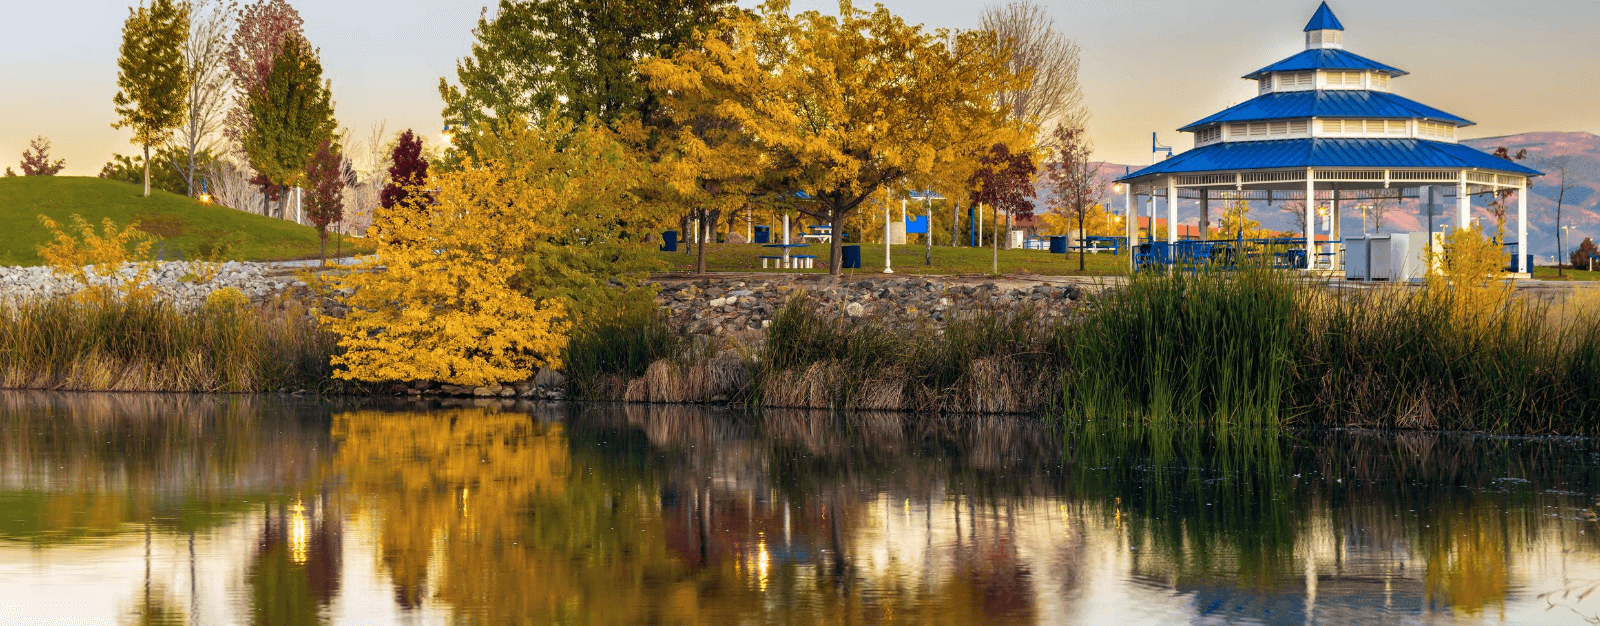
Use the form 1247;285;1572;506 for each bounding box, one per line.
323;160;569;386
19;137;66;176
379;129;428;210
35;215;157;303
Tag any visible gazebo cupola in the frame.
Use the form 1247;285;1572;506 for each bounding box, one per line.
1116;2;1543;273
1304;1;1344;49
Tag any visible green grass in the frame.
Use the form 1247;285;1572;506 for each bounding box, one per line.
0;176;371;266
654;241;1132;276
1529;265;1600;281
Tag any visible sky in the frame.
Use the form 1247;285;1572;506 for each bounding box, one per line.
3;0;1599;176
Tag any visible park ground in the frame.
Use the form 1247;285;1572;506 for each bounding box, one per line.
653;240;1600;281
0;176;371;265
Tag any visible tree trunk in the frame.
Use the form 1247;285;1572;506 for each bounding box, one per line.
318;228;327;266
830;205;845;275
1556;189;1565;277
142;144;151;197
695;210;708;274
990;203;998;276
1078;201;1086;271
279;185;289;220
185;147;196;197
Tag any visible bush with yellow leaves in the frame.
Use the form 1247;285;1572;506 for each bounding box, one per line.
323;143;581;386
36;214;157;303
1426;225;1513;327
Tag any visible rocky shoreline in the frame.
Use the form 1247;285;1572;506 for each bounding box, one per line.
654;274;1097;338
0;260;309;308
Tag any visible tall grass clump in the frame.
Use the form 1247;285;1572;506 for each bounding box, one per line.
1292;285;1600;433
563;300;685;400
1069;269;1297;426
0;293;336;393
756;296;1070;412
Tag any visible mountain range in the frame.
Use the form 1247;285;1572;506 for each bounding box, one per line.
1091;131;1600;260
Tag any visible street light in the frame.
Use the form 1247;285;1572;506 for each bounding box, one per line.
1561;225;1578;269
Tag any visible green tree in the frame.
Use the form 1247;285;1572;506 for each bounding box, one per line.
439;0;732;153
113;0;193;198
242;36;336;220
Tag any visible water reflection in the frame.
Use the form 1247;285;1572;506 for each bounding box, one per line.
1;392;1599;624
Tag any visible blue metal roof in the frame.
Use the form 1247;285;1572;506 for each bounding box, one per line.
1117;139;1543;182
1304;2;1344;31
1179;90;1471;132
1244;49;1406;79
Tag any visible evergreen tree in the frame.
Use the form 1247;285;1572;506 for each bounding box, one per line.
303;139;344;262
439;0;731;153
242;36;336;219
379;130;428;210
114;0;192;197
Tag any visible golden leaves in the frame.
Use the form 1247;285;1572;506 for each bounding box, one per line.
36;214;158;304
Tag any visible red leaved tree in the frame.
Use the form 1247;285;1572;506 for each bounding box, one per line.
380;129;428;210
1041;124;1100;271
20;136;66;176
969;142;1037;275
225;0;305;143
303;139;344;263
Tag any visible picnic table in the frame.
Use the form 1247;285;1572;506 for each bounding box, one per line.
761;243;813;269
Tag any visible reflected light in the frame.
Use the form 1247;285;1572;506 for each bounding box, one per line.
290;501;309;564
757;540;770;591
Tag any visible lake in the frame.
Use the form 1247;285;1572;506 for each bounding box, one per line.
1;391;1598;625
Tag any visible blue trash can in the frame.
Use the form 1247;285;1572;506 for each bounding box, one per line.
659;230;679;252
753;225;771;244
1048;235;1068;254
842;245;862;269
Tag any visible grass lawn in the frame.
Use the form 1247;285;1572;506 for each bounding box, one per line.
1529;265;1600;281
0;176;372;266
654;241;1133;276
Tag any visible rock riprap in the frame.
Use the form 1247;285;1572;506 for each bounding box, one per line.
656;275;1088;337
0;261;305;308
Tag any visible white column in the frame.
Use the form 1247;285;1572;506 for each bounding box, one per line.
883;201;894;274
1124;184;1135;273
1166;176;1178;245
1305;169;1316;270
1457;171;1471;230
977;204;984;247
1517;179;1528;272
782;213;791;267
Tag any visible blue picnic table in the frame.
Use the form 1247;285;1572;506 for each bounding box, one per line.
760;243;813;269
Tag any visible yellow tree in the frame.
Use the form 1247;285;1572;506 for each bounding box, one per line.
1217;192;1264;239
323;139;571;387
641;0;1030;274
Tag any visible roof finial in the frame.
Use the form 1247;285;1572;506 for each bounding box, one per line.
1304;2;1345;32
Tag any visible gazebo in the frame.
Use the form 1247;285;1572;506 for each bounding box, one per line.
1116;2;1543;273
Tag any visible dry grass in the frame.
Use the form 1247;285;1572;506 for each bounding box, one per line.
0;296;338;393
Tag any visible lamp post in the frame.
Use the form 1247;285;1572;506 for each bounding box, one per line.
1561;225;1577;274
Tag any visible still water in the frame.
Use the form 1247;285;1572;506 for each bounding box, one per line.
1;392;1599;625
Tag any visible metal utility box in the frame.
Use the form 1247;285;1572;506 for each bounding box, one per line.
1345;233;1436;281
1344;236;1369;280
1368;235;1394;280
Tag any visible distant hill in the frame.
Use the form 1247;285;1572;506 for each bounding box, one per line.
1089;132;1600;259
0;176;363;266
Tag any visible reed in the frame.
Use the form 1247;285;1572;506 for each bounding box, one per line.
560;271;1600;434
563;302;686;400
0;296;337;393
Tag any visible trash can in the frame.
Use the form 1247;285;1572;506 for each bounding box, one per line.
842;245;862;269
1049;235;1068;254
659;230;679;252
753;225;770;244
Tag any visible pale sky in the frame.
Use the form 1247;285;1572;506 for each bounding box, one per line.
3;0;1598;176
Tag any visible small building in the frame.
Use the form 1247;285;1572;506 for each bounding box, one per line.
1116;2;1542;272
